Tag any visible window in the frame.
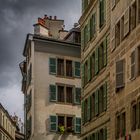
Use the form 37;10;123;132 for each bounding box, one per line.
82;0;89;13
99;0;105;28
138;101;140;129
116;59;125;90
57;85;65;102
131;104;137;131
91;52;95;78
50;115;81;133
84;25;88;46
66;60;72;77
115;21;120;47
84;99;88;122
99;129;104;140
84;61;88;84
91;93;95;118
120;16;124;41
130;1;137;30
124;8;130;37
116;112;126;138
99;86;104;114
138;0;140;23
66;87;73;103
131;51;136;79
90;13;96;39
99;43;104;70
74;62;80;77
27;116;32;138
57;59;64;76
49;84;81;104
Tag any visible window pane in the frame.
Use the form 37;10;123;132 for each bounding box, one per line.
66;117;73;132
66;60;73;77
57;86;65;102
66;87;73;103
57;59;64;76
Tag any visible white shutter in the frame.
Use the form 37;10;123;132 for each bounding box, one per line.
124;8;130;37
112;0;116;10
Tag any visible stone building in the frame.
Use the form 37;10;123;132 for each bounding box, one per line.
20;15;81;140
0;103;16;140
80;0;140;140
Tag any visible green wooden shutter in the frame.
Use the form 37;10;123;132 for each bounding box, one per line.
88;21;91;41
81;29;85;50
88;57;91;81
75;61;80;77
103;82;107;111
95;131;98;140
87;96;91;121
90;15;93;39
81;64;85;87
82;101;85;124
87;135;90;140
82;0;84;13
99;0;105;28
93;13;96;36
95;47;99;75
50;115;57;131
49;58;56;74
95;90;99;116
74;117;81;133
103;37;107;66
103;127;107;140
74;88;81;104
49;85;57;101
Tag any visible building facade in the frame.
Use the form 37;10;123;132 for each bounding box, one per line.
80;0;140;140
20;16;81;140
0;103;16;140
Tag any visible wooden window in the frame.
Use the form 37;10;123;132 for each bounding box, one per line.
116;59;125;90
74;62;80;77
95;47;99;75
130;1;137;30
50;115;57;132
66;117;73;132
74;117;81;133
57;59;64;76
91;93;95;118
137;0;140;23
87;21;91;42
49;58;56;74
88;57;91;81
115;21;120;47
131;51;136;79
122;112;126;136
66;87;73;103
124;8;130;37
66;60;72;77
132;104;137;131
95;90;99;116
99;86;104;114
57;85;65;102
91;52;95;78
116;115;120;139
74;88;81;104
49;85;57;102
120;15;124;41
99;43;104;70
58;116;65;132
84;61;88;84
99;0;105;28
90;13;96;39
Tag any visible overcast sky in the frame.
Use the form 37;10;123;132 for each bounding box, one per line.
0;0;81;121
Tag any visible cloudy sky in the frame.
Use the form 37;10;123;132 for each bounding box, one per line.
0;0;81;121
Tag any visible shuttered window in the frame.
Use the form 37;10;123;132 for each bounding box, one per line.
50;115;57;131
99;86;104;114
91;93;95;118
120;15;124;41
116;59;125;89
90;13;96;39
111;26;115;51
115;21;121;47
95;132;99;140
74;88;81;104
81;64;85;87
95;47;99;75
138;0;140;23
87;96;91;121
124;8;130;37
103;82;107;111
84;25;88;46
49;58;56;74
88;57;91;81
88;21;91;42
91;52;95;78
82;101;85;124
131;51;136;79
81;29;85;50
74;117;81;133
49;85;57;102
85;61;88;84
103;38;107;66
74;61;80;77
99;43;104;70
99;0;105;28
103;127;107;140
95;90;99;116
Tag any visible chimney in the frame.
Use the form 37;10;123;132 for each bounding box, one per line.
49;16;52;20
54;16;57;20
44;15;48;19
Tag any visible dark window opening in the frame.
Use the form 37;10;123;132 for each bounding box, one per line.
57;86;65;102
66;60;73;77
66;117;73;132
66;87;73;103
57;59;64;76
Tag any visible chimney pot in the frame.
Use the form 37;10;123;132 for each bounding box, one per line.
49;16;52;20
44;15;48;19
54;16;57;20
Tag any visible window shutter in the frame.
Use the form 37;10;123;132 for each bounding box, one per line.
138;0;140;23
90;15;93;39
95;131;99;140
88;21;91;42
111;26;115;51
82;0;85;13
88;57;91;81
95;47;99;75
103;127;107;140
95;90;99;116
50;115;57;131
112;0;116;9
49;58;56;74
74;88;81;104
74;117;81;134
87;96;91;121
124;8;130;37
87;136;90;140
103;37;107;66
99;0;105;28
131;50;136;79
49;85;57;101
81;64;85;87
116;59;125;89
74;61;80;77
81;29;85;50
82;101;85;124
103;82;107;111
93;13;96;36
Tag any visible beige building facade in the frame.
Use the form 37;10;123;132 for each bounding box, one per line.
0;103;16;140
20;16;81;140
